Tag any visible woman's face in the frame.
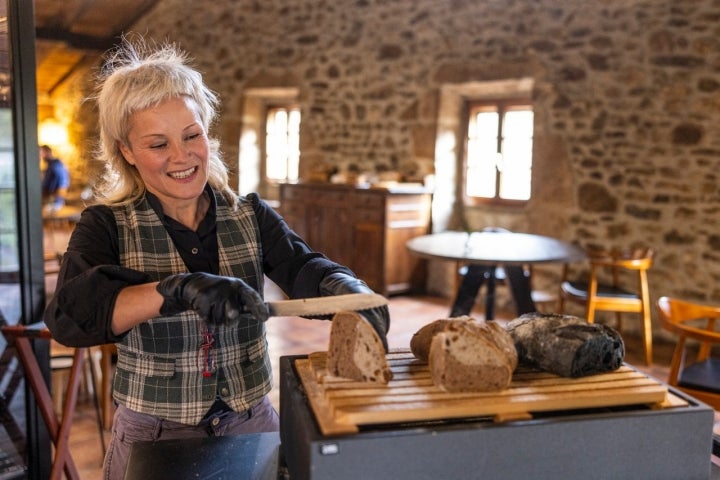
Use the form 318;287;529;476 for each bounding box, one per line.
120;96;210;209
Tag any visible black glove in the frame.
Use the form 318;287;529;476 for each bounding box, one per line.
319;272;390;351
157;272;268;326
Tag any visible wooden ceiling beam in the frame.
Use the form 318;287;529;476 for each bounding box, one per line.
34;28;118;51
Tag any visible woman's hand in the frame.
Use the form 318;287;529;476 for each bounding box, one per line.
157;272;268;325
319;272;390;351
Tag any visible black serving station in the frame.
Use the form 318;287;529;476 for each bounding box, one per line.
124;354;719;480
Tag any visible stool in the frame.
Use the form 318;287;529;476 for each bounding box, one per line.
1;323;83;480
50;343;106;456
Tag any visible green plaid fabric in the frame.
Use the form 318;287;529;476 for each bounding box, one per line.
110;191;272;425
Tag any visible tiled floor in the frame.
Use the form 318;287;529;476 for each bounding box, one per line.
58;288;719;479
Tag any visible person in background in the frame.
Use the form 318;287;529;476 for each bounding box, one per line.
43;38;389;479
40;144;70;212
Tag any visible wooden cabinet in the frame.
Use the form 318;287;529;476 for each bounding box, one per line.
279;183;432;296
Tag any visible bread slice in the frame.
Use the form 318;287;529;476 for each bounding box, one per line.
326;311;393;384
428;320;515;392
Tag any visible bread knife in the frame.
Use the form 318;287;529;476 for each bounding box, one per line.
263;293;388;318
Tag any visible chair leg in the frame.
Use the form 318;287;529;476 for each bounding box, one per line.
585;301;596;324
86;348;106;455
641;308;653;365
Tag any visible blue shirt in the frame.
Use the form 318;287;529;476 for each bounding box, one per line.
41;157;70;196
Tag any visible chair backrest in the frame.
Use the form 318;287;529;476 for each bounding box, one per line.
656;296;720;408
587;247;653;292
587;247;654;271
657;296;720;361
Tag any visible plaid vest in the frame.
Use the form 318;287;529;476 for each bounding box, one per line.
110;191;272;425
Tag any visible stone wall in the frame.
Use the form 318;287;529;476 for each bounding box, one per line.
59;0;720;338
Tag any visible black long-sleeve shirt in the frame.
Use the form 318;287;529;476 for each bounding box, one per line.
44;189;353;347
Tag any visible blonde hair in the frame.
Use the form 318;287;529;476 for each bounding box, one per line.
93;36;236;207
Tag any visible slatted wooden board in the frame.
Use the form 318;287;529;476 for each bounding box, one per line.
295;350;677;436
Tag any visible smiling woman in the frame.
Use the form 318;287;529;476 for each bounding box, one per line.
42;37;390;480
118;97;211;229
93;40;226;209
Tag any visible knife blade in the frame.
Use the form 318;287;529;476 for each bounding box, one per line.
263;293;388;318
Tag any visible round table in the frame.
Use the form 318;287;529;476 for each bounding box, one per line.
406;231;587;319
406;231;587;265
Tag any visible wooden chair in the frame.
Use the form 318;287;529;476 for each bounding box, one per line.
656;296;720;410
50;342;106;455
558;248;654;365
1;323;83;480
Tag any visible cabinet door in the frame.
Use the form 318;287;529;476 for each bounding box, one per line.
309;189;354;268
280;200;309;241
352;207;385;293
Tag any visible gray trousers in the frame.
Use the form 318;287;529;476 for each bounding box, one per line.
102;396;279;480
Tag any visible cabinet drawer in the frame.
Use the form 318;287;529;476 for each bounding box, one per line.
387;209;427;226
387;195;428;211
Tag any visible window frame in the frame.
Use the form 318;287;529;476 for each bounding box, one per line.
461;97;534;207
262;103;301;186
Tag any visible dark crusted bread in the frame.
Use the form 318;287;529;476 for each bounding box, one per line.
327;311;393;384
428;320;517;392
506;312;625;378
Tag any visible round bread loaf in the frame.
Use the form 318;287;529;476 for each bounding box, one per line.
480;320;519;371
410;317;518;392
410;317;474;362
428;320;517;392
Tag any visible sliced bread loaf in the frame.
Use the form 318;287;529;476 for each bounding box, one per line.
326;310;393;384
410;316;474;362
411;317;517;369
428;320;516;392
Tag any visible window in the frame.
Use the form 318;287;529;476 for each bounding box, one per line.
264;106;300;184
464;100;533;203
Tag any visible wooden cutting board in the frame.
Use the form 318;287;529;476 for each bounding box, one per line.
295;350;677;436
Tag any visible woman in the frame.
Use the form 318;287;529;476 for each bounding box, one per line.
43;38;389;479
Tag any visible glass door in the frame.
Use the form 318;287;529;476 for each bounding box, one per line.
1;0;52;478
